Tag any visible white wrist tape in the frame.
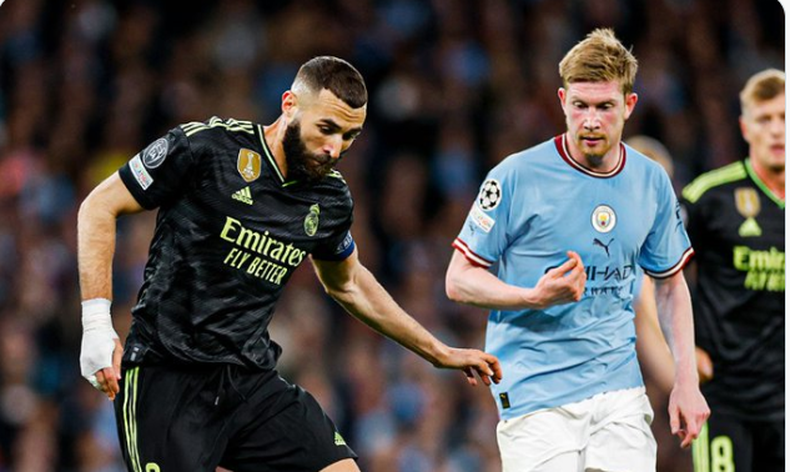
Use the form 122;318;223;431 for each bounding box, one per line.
80;298;119;383
81;298;116;333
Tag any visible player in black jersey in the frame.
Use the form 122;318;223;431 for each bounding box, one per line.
682;69;785;472
77;56;502;472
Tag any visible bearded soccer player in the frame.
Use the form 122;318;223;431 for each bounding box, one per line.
683;69;785;472
445;29;709;471
77;56;501;472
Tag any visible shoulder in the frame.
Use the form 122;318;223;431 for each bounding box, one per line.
682;161;747;204
179;116;257;137
323;170;351;197
176;116;260;149
310;170;353;208
489;137;557;180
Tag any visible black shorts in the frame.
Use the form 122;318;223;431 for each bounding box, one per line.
692;409;784;472
114;363;356;472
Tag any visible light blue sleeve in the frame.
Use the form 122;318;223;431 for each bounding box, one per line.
638;170;694;278
453;163;515;268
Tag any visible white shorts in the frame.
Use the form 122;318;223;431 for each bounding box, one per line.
496;387;656;472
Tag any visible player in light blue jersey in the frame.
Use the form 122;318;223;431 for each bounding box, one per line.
446;29;709;472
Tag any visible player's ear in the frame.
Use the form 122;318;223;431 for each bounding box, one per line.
282;91;298;119
624;92;638;119
558;88;567;106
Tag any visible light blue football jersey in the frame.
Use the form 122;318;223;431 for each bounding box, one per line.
453;134;693;420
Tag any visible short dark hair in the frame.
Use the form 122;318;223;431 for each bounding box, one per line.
294;56;368;109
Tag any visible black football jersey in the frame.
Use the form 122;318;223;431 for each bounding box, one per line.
117;117;355;370
681;159;784;420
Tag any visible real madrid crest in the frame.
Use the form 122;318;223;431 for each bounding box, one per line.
304;204;320;237
237;148;262;183
591;204;617;233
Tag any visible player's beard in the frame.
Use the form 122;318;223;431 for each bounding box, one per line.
574;133;615;168
283;122;338;183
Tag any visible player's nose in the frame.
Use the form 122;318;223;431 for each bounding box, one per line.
322;135;343;159
583;112;601;129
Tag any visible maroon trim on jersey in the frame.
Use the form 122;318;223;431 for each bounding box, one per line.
452;238;493;268
554;134;627;178
643;247;695;279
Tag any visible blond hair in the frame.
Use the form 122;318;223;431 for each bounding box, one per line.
739;68;785;114
559;28;638;94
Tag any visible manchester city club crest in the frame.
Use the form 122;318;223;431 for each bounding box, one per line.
304;204;320;237
478;179;502;211
591;204;617;233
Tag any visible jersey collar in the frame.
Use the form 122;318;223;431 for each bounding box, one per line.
554;134;626;178
744;158;785;209
257;125;299;188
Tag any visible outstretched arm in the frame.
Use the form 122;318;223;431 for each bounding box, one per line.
445;249;586;310
78;172;144;400
653;271;710;448
311;250;502;387
633;275;675;394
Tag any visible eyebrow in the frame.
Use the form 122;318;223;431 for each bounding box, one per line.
318;119;363;135
572;98;615;106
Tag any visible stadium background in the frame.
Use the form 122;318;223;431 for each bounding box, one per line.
0;0;783;470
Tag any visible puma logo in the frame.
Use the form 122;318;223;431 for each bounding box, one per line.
593;238;614;257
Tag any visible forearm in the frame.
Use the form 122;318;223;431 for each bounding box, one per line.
78;197;117;301
633;277;675;393
445;252;536;310
327;265;449;365
654;274;698;385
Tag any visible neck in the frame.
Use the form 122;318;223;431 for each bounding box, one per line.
750;157;785;200
264;116;289;177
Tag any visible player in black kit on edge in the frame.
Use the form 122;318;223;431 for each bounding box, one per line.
77;56;502;472
683;69;785;472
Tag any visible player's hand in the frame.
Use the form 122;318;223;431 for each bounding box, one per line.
80;312;123;400
434;347;502;387
668;381;710;448
93;338;123;401
529;251;586;309
81;336;123;400
695;347;713;384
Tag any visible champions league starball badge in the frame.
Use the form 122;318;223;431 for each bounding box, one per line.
478;179;502;211
591;204;617;233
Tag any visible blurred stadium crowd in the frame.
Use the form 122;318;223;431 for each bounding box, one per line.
0;0;783;470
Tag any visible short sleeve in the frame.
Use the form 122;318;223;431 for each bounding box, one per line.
452;165;514;268
118;127;196;210
311;229;356;261
639;171;694;278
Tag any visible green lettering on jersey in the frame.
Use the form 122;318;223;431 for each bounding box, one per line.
732;246;785;292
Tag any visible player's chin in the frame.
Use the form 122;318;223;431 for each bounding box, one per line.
306;163;336;181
